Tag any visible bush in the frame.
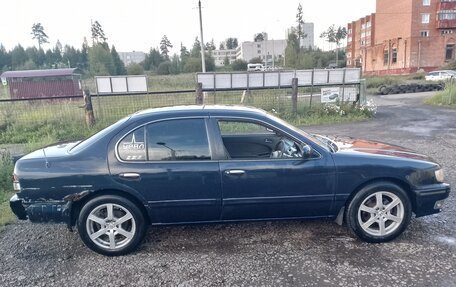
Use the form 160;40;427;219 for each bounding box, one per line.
425;83;456;107
126;63;145;75
231;59;248;71
157;61;172;75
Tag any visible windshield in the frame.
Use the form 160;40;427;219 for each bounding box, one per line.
69;116;130;153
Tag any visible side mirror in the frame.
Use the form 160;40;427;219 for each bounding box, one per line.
301;144;313;159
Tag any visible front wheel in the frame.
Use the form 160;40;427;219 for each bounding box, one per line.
345;182;412;243
77;195;147;256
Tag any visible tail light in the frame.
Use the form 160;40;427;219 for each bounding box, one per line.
12;174;21;191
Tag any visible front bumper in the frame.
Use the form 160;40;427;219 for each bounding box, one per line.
413;183;451;217
10;194;70;223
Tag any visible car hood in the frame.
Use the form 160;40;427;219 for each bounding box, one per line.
20;141;80;160
316;135;434;162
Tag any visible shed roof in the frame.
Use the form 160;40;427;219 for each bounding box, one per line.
1;68;81;78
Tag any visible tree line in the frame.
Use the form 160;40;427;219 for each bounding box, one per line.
1;5;348;76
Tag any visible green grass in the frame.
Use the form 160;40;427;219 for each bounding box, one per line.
0;152;15;230
0;191;15;230
424;83;456;108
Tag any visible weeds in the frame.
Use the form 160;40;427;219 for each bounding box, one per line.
425;83;456;107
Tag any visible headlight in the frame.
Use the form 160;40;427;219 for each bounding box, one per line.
435;169;445;183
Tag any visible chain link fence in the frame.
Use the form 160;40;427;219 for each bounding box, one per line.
0;76;365;146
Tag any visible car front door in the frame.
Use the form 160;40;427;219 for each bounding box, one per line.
214;119;336;221
108;118;222;224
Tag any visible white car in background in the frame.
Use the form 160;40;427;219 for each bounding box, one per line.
425;70;456;81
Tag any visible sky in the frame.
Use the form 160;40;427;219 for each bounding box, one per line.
2;0;376;54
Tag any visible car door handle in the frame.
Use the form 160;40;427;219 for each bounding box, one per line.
265;138;272;143
119;173;141;180
224;170;246;176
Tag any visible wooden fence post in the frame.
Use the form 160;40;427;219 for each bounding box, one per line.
292;78;298;115
196;82;203;105
83;89;95;128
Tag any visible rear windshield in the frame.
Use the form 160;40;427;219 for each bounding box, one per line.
69;116;130;153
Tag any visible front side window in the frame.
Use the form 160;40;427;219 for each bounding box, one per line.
218;120;303;159
118;119;211;161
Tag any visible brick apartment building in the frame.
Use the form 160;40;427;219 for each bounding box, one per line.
347;0;456;75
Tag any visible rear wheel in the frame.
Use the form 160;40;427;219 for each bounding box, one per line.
345;182;412;243
78;195;147;256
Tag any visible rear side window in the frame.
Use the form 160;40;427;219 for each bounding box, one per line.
118;127;146;161
117;118;211;161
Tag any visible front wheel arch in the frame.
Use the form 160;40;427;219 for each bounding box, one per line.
344;180;412;242
343;178;415;218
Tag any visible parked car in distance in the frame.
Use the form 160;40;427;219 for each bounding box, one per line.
425;70;456;81
247;63;264;72
10;105;450;256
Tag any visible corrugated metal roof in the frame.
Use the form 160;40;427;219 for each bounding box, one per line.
1;68;81;78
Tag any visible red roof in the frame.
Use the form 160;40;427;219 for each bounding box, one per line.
1;68;81;78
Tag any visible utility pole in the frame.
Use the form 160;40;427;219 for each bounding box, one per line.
198;0;206;72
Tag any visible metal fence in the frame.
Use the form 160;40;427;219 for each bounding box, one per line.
0;73;366;145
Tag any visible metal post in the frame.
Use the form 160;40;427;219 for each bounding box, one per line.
196;82;203;105
198;0;206;73
292;78;298;115
83;89;95;128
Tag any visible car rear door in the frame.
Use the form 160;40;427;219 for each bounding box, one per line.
108;117;222;224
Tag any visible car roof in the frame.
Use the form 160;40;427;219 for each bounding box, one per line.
132;105;268;119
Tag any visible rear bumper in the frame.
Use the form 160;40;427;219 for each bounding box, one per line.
10;194;27;220
413;183;451;217
10;194;70;223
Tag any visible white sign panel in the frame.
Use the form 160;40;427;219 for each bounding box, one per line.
232;74;248;89
96;77;112;94
127;76;148;93
96;76;148;94
321;86;358;103
321;87;340;103
111;77;128;93
1;77;7;86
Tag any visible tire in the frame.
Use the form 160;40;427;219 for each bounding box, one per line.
345;181;412;243
77;195;147;256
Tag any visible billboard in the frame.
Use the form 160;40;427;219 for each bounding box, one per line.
96;75;148;94
196;68;361;91
321;87;358;103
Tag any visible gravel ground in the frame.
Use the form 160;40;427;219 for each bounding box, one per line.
0;92;455;287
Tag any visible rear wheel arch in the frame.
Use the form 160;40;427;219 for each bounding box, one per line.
70;189;151;227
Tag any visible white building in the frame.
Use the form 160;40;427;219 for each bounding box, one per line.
212;49;237;66
300;23;315;49
236;37;287;67
118;51;146;66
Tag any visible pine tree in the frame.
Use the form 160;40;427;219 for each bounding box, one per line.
160;35;173;59
31;23;49;49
